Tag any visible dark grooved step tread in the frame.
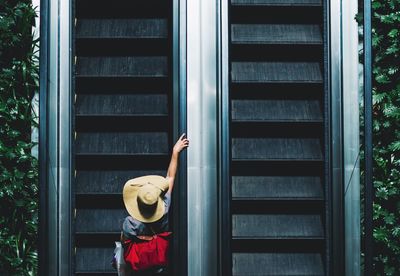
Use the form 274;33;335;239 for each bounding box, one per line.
232;138;322;160
76;232;121;235
76;19;167;39
233;214;323;238
76;209;128;232
76;170;165;194
76;57;167;77
231;0;322;6
76;0;168;19
232;99;322;121
231;62;322;83
233;253;324;275
232;176;322;199
75;132;168;154
76;94;168;115
75;273;116;276
232;24;322;44
75;247;116;273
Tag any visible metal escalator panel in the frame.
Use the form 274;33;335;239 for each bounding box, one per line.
73;1;173;274
227;0;327;275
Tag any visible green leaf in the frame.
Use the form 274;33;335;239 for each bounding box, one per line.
388;29;398;38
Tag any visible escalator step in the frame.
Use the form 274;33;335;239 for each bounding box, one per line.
75;132;168;154
75;273;116;276
232;138;322;160
76;94;168;116
76;273;116;276
232;99;322;121
231;24;322;44
75;247;116;273
76;170;165;194
232;214;323;238
76;57;167;77
76;209;128;233
76;0;168;18
232;253;324;275
231;62;322;83
231;0;322;6
76;19;167;39
232;176;322;199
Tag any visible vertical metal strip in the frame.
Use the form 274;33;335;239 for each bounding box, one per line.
187;0;218;274
173;0;188;274
363;0;373;274
217;0;231;274
342;0;361;275
47;0;60;273
42;0;72;274
71;0;77;273
59;0;72;274
324;0;331;274
39;0;49;274
328;0;345;274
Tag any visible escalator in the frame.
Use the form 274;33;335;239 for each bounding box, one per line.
227;0;328;275
72;0;328;274
73;1;173;274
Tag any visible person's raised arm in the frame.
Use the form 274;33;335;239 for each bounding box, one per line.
166;134;189;194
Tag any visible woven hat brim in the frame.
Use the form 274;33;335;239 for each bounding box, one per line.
124;194;165;223
122;175;168;223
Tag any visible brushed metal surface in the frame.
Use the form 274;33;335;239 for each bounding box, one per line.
47;0;59;273
59;0;72;274
187;0;218;274
46;0;73;274
329;0;347;274
342;0;361;275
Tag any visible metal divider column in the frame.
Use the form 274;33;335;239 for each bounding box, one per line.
218;0;231;275
173;0;188;274
187;0;218;274
40;0;72;274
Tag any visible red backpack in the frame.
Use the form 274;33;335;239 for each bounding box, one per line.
123;232;171;271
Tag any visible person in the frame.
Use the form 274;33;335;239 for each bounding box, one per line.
119;134;189;275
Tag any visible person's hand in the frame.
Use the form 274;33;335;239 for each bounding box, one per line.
173;134;189;154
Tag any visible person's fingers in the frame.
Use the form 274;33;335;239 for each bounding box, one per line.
179;133;186;141
181;142;188;147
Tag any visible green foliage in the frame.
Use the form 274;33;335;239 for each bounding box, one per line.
359;0;400;274
0;1;39;275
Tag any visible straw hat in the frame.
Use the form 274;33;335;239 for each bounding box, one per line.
123;175;169;223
